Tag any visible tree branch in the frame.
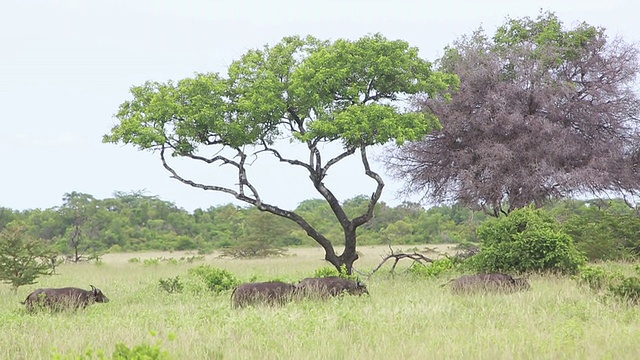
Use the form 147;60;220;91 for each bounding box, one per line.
159;145;341;265
353;146;385;227
255;141;315;172
160;146;241;198
322;146;357;176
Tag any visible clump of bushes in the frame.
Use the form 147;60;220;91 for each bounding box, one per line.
158;265;239;294
469;206;586;274
575;264;640;304
609;276;640;304
574;265;623;292
130;256;205;266
158;276;184;294
311;265;358;280
51;331;174;359
143;258;161;266
408;257;456;278
187;265;240;293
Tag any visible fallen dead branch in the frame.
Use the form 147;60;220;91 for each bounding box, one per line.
359;245;434;279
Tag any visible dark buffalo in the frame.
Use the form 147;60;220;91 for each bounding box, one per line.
444;273;530;294
231;281;297;308
296;276;369;298
22;285;109;311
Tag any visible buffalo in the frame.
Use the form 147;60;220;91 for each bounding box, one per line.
231;281;297;308
22;285;110;311
296;276;369;299
444;273;530;294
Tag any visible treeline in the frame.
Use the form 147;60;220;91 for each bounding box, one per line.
1;191;639;261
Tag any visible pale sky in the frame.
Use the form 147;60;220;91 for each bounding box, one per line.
1;0;638;212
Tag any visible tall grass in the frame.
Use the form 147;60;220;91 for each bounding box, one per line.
1;245;639;359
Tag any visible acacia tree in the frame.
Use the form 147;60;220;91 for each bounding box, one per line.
386;11;640;216
59;192;98;262
0;221;54;293
103;34;457;273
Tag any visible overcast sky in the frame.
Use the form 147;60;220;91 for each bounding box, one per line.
1;0;638;212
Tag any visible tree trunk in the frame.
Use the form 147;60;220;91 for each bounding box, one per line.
326;227;359;275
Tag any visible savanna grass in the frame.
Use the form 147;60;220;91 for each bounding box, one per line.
1;245;639;359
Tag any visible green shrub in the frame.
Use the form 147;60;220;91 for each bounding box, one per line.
313;265;355;280
186;265;239;293
128;257;141;263
408;258;456;278
158;276;183;294
575;266;609;291
609;276;640;304
574;265;623;291
50;332;174;359
313;266;340;278
112;340;172;360
471;206;586;274
143;258;161;266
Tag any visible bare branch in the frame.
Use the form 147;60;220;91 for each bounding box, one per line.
160;146;241;197
363;250;434;278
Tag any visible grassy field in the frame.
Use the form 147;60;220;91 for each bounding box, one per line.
1;245;639;359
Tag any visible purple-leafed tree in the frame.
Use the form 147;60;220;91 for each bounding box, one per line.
386;11;640;216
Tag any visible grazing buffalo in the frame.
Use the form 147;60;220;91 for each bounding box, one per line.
296;276;369;298
444;273;530;294
22;285;109;311
231;281;297;308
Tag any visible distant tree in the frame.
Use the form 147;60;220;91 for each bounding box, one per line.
559;199;640;261
0;207;22;229
386;11;640;216
220;209;291;258
59;192;98;262
0;221;54;293
103;34;457;273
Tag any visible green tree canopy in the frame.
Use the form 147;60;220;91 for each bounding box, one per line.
103;34;458;273
0;221;55;293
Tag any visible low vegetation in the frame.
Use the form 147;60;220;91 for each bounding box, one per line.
2;246;640;359
470;206;587;275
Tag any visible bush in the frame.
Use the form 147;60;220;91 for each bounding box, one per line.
574;265;624;291
186;265;239;293
471;206;586;274
313;265;355;280
158;276;183;294
143;258;162;266
408;258;456;278
572;264;640;304
575;266;612;291
609;276;640;304
50;332;174;359
313;266;340;278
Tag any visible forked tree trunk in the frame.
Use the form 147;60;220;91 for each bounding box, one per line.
337;229;359;275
